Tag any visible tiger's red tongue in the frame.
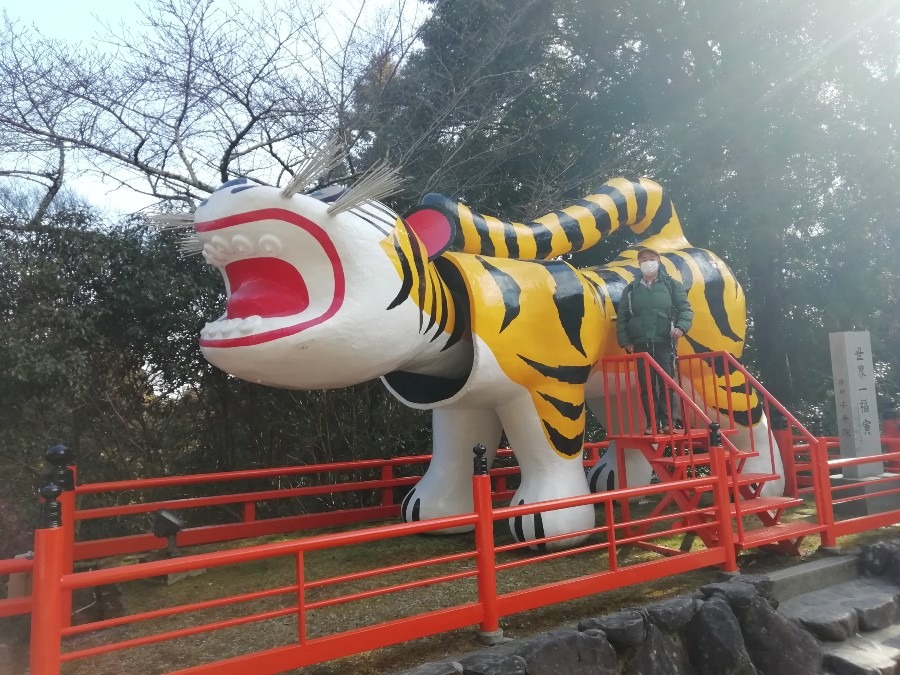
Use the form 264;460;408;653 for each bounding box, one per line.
225;257;309;319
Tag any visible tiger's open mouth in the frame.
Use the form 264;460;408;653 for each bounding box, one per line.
195;208;345;348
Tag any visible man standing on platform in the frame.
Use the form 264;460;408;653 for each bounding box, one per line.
617;247;693;434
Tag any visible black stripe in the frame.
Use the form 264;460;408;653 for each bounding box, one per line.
662;251;693;289
582;275;609;309
424;266;438;333
434;259;468;352
589;183;629;231
356;204;396;227
554;211;584;252
502;219;520;257
538;392;585;420
352;208;391;236
411;498;421;521
633;180;648;223
530;220;554;259
607;471;616;492
533;511;547;552
477;257;521;332
519;355;592;384
367;201;399;220
472;211;495;256
513;500;526;542
640;197;673;238
723;407;763;426
542;420;584;458
683;248;742;342
401;488;415;522
585;267;632;304
541;260;586;356
406;223;427;332
431;276;451;342
684;335;730;376
386;231;413;310
574;195;615;237
589;463;606;492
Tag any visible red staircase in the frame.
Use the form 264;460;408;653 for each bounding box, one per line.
601;352;826;556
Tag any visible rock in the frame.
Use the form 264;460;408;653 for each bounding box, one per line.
888;550;900;587
860;541;895;576
399;663;463;675
646;595;698;632
793;604;859;642
732;574;776;599
457;653;527;675
700;581;759;609
841;593;900;632
514;629;616;675
823;638;900;675
622;624;690;675
736;595;824;675
684;594;755;675
578;610;646;647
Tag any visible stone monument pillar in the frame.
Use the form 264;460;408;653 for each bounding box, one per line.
829;331;894;516
830;331;882;478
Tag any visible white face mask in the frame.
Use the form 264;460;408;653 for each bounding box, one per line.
640;259;659;276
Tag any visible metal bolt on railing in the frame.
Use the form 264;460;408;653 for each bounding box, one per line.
473;444;488;476
39;482;63;529
709;422;722;447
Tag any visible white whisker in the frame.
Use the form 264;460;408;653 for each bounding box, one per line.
327;160;405;215
178;235;203;255
282;138;346;199
148;212;195;230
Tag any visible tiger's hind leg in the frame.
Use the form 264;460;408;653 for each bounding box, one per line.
401;407;502;533
497;394;595;551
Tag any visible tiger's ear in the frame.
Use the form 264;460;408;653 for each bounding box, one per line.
403;204;458;260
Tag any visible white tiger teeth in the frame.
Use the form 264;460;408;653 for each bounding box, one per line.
201;315;266;340
240;316;262;333
259;235;283;255
232;235;254;255
199;233;281;267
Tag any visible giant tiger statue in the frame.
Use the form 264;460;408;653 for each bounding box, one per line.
175;149;782;552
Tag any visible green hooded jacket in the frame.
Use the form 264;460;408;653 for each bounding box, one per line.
616;268;693;346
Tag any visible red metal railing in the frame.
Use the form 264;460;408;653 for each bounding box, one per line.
602;352;778;546
27;447;735;675
0;446;608;622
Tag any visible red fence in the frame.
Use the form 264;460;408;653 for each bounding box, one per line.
0;445;607;624
27;444;732;675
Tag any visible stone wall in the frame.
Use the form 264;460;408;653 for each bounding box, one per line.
399;575;824;675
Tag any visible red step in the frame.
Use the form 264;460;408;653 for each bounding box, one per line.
728;495;803;517
656;450;759;468
736;521;824;549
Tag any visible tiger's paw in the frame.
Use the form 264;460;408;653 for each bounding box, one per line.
507;483;595;552
400;474;474;534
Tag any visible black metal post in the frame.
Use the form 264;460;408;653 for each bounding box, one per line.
38;445;73;529
473;443;488;476
709;422;722;447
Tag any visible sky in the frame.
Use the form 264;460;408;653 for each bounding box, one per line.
1;0;426;217
2;0;166;215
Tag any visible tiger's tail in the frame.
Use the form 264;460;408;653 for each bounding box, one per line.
422;177;689;260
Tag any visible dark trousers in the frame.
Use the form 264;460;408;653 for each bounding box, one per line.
634;341;677;428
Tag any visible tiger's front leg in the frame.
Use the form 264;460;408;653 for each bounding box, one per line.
401;407;502;533
498;394;595;551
